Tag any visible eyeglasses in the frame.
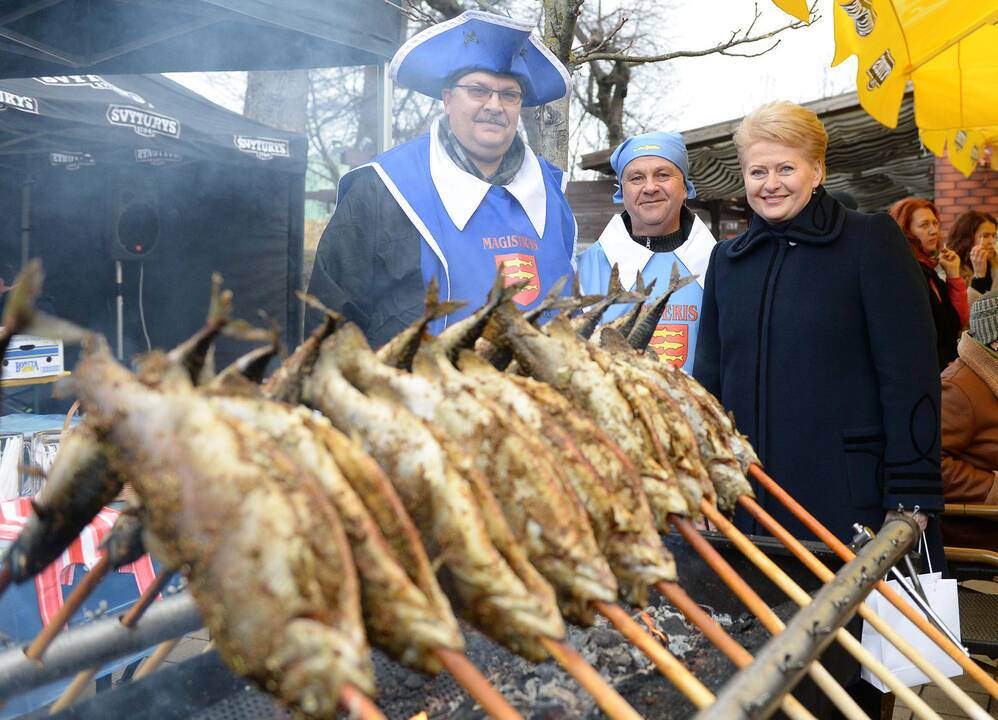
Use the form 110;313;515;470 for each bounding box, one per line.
451;84;523;106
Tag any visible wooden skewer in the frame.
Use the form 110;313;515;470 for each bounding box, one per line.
749;463;998;701
591;600;714;709
739;494;993;720
119;567;174;628
48;566;176;711
47;668;96;715
670;514;876;720
339;681;388;720
696;503;941;720
655;581;817;720
132;637;180;681
538;636;643;720
432;647;523;720
25;556;111;663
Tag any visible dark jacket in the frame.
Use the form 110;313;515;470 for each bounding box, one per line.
305;166;425;349
694;188;945;547
917;260;964;370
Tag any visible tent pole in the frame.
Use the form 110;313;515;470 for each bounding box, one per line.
19;173;32;269
376;61;392;153
115;261;124;360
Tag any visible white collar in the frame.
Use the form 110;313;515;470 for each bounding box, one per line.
428;116;548;236
594;211;716;290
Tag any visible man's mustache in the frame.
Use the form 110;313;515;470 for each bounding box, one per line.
474;113;509;127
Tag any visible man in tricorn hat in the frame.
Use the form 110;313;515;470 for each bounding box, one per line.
306;11;577;346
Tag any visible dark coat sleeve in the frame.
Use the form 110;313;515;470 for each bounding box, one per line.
858;213;944;512
692;242;722;397
304;167;425;347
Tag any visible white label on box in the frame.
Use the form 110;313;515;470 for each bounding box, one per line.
1;333;64;380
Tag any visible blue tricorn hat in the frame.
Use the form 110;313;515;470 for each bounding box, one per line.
389;10;571;108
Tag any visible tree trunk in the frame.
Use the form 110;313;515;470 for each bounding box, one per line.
539;0;579;170
243;70;309;133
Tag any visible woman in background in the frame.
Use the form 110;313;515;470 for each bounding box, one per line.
889;198;968;369
946;209;997;304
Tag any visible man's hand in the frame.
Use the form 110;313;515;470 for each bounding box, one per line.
938;247;961;278
884;509;928;532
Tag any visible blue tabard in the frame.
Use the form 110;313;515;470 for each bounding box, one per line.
350;132;576;333
578;240;706;373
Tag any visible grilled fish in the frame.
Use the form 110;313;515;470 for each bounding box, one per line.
456;350;676;605
209;394;464;673
376;278;465;371
303;333;565;661
73;338;375;715
626;263;698;352
487;303;690;524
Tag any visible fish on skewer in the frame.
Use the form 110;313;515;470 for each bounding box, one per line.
588;270;656;342
262;293;343;404
599;329;754;513
409;335;620;623
573;265;648;341
624;263;697;353
575;326;712;512
73;339;376;716
376;278;465;371
303;335;565;661
1;422;125;585
207;393;465;673
486;303;692;524
456;350;676;605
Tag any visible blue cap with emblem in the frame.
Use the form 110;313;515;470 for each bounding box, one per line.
609;131;697;202
389;10;570;108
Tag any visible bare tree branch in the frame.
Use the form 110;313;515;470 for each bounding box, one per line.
573;8;816;66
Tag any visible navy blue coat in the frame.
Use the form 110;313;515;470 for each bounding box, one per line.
694;189;944;548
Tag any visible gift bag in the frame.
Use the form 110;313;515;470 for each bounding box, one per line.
860;536;962;691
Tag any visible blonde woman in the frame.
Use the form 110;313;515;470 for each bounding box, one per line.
693;101;943;558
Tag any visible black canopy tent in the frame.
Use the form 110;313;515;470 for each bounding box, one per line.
0;73;308;371
0;0;402;77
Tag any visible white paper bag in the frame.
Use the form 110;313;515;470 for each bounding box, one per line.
860;551;962;691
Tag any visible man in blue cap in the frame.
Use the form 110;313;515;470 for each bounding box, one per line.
306;10;577;346
577;131;717;373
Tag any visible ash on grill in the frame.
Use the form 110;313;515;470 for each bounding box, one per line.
368;592;791;720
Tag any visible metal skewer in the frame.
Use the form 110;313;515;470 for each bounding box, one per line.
592;600;714;709
748;463;998;701
654;581;818;720
538;636;643;720
740;494;992;720
695;503;940;720
672;513;910;720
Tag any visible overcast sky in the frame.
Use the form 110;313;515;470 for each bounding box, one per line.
166;0;858;145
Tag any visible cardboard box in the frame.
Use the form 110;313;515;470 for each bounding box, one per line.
1;334;64;381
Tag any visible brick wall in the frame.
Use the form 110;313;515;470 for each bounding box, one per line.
934;156;998;232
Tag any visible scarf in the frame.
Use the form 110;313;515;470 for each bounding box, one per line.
725;186;846;260
957;332;998;399
438;116;525;186
624;205;695;252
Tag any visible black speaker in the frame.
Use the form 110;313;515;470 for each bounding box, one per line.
110;174;160;261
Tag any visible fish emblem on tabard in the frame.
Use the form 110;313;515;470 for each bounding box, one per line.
648;323;688;367
495;253;540;305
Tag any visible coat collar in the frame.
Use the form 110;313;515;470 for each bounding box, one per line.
428;115;548;237
594;210;715;290
726;186;846;260
958;332;998;400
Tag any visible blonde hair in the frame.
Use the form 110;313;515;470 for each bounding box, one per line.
733;101;828;180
